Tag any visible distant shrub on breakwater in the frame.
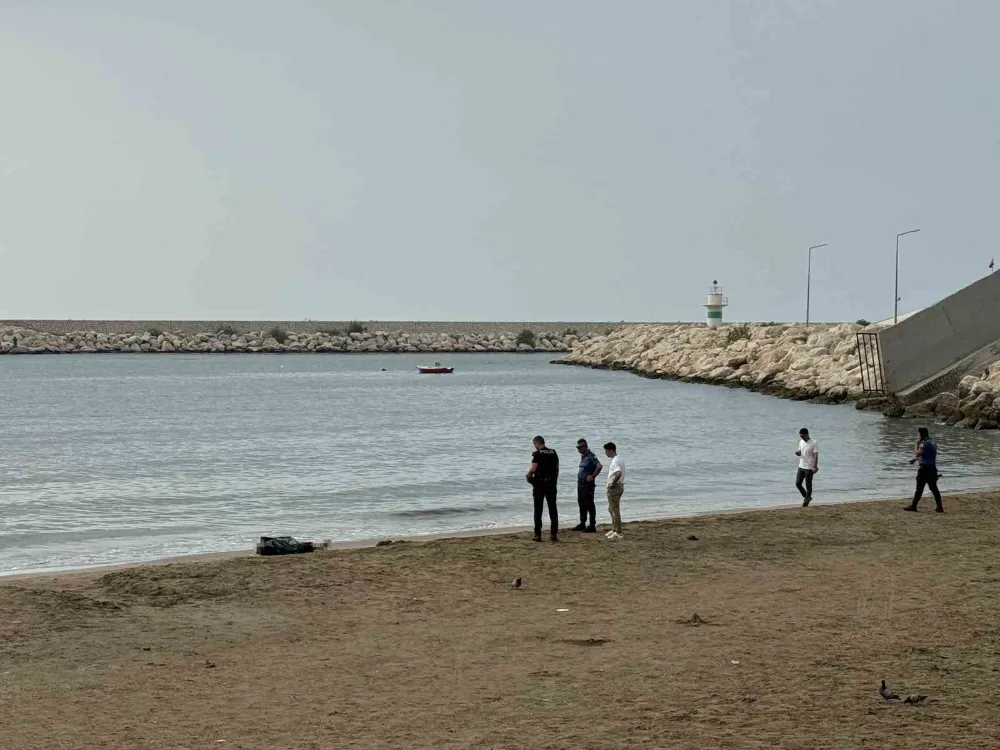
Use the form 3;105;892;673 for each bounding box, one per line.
346;321;367;334
267;327;289;344
516;329;536;347
726;324;752;344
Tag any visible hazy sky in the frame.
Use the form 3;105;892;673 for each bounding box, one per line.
1;1;998;322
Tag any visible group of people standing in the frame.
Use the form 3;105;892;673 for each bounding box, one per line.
526;423;945;545
525;436;624;542
794;425;944;512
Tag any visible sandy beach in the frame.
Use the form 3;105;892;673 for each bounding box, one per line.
3;491;1000;749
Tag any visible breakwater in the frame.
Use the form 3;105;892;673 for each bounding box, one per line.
0;321;611;354
559;322;1000;430
889;367;1000;430
557;322;874;403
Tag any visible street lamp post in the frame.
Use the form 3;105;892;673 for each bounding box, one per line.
806;243;827;328
894;229;920;324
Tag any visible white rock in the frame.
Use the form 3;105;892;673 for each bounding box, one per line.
558;322;867;401
708;366;735;379
958;375;980;398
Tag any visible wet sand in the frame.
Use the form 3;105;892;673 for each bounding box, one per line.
5;498;823;582
0;526;540;581
3;491;999;749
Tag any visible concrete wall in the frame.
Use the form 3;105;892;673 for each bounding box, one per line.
880;271;1000;394
897;338;1000;404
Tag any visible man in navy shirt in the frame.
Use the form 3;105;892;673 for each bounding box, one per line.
904;426;943;513
573;439;603;532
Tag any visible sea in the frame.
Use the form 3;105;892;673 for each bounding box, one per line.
2;353;998;574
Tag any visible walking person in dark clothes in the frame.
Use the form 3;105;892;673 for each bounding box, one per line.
526;436;559;542
795;427;819;507
904;427;943;513
573;439;602;532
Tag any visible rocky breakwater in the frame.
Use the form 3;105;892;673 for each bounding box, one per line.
557;322;873;403
0;325;601;355
874;364;1000;430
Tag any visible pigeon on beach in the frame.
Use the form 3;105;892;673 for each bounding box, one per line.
903;694;928;705
512;577;521;589
879;680;900;701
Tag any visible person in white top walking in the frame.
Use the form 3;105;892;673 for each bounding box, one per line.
795;427;819;507
603;442;625;539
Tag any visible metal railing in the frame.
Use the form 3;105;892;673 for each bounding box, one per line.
856;332;885;394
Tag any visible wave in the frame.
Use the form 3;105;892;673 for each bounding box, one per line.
389;501;513;519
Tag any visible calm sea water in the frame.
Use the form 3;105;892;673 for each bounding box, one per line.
2;353;998;574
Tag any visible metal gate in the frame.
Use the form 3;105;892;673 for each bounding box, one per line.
856;332;885;394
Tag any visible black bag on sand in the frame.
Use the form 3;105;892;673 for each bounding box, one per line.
256;536;316;556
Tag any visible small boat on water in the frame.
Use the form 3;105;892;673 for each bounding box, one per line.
418;361;454;374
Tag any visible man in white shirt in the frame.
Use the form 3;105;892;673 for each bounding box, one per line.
795;427;819;507
603;442;625;539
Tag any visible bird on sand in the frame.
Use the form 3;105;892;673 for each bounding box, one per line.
512;577;521;589
879;680;900;700
904;694;928;705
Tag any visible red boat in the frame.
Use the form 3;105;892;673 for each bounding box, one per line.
417;362;454;374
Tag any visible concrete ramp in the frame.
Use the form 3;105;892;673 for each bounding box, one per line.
880;270;1000;395
896;337;1000;404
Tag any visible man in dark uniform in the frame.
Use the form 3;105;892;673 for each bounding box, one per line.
904;426;943;513
526;435;559;542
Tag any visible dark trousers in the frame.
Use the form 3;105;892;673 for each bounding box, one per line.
577;480;596;526
795;468;814;499
533;482;558;537
913;465;943;509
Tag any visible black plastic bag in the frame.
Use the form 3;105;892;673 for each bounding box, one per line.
256;535;316;556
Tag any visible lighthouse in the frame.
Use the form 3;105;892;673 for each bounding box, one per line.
703;280;728;327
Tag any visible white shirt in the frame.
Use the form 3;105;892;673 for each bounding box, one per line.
606;455;625;486
798;438;818;470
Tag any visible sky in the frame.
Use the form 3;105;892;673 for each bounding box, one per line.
1;0;998;322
